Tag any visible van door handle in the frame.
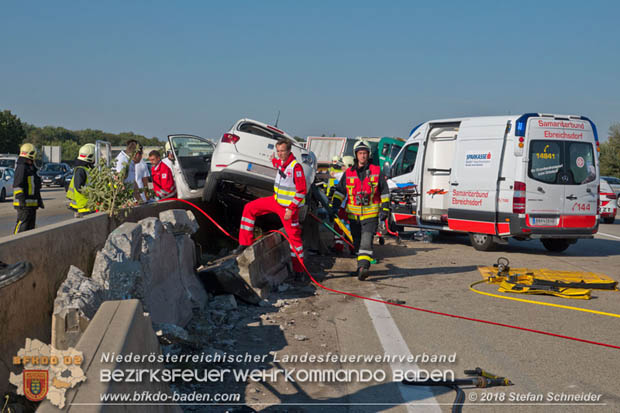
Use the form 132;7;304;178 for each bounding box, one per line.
451;182;459;186
566;195;578;200
537;187;545;194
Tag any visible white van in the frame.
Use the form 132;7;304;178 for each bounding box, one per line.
387;114;600;252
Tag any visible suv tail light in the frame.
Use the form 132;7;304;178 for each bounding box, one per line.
222;133;240;144
513;181;526;214
607;193;617;200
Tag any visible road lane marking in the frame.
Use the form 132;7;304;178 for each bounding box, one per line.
364;294;441;413
597;232;620;241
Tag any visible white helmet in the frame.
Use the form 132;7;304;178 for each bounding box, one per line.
78;143;96;163
165;142;172;153
353;139;371;155
19;143;37;160
342;155;354;168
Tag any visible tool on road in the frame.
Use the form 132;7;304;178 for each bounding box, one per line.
402;367;513;413
471;257;620;318
477;257;617;299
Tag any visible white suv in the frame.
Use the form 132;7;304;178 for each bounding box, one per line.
202;119;316;211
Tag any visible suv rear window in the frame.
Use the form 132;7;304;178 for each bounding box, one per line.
528;140;595;185
238;123;282;140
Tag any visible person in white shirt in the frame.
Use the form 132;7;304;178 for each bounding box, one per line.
134;148;151;202
162;141;175;171
114;139;141;201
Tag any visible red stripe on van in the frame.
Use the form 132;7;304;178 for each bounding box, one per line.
561;215;597;228
393;213;417;226
497;222;511;234
447;218;496;235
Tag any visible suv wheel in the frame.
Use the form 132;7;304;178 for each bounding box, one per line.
469;233;497;251
541;238;572;252
202;173;218;203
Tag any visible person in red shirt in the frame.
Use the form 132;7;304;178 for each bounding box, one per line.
148;150;177;199
232;139;307;277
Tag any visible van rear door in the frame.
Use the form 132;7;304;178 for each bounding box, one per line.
525;118;597;229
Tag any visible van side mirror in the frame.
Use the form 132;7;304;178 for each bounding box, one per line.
384;162;392;178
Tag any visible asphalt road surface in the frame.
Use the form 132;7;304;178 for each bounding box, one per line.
0;186;74;237
221;221;620;412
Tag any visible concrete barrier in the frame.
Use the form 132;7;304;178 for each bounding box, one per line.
0;199;223;395
37;299;181;413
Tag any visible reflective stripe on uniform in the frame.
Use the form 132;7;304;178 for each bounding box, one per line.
14;221;22;234
381;194;390;203
27;176;34;195
358;249;373;255
241;217;255;225
357;255;372;262
273;159;305;207
240;224;254;231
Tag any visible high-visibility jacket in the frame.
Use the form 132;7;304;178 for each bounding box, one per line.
326;165;343;197
273;153;306;210
333;164;390;220
13;157;41;208
66;166;92;213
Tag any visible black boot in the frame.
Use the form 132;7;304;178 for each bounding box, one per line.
357;267;369;281
231;245;248;255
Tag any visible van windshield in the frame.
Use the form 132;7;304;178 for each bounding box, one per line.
0;159;15;168
528;140;595;185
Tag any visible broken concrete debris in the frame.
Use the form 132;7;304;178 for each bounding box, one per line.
52;265;105;349
52;210;207;349
198;231;295;304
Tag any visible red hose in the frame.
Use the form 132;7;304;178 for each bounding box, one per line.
161;198;620;351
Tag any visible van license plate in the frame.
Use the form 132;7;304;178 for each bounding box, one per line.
530;217;558;226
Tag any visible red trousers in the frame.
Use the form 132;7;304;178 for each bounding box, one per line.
239;196;304;272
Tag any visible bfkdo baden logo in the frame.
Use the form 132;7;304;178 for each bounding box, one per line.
23;370;49;402
9;338;86;409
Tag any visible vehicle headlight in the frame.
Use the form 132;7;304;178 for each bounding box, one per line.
55;174;62;179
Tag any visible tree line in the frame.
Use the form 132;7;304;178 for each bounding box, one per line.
0;109;162;161
1;109;619;176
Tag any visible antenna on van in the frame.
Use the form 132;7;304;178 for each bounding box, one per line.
274;110;281;128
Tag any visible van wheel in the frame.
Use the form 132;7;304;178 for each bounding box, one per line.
469;233;497;251
202;173;218;203
541;239;571;252
602;217;615;224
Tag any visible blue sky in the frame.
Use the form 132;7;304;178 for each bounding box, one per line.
1;1;619;141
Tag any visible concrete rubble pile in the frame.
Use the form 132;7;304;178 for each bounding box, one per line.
52;209;207;349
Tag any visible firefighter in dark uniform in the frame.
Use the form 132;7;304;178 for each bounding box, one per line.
13;143;43;233
330;139;390;280
66;143;96;217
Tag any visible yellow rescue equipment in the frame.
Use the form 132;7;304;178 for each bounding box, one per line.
471;257;620;319
477;257;617;300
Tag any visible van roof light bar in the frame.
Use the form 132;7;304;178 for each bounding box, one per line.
580;116;599;144
408;122;423;138
515;113;538;137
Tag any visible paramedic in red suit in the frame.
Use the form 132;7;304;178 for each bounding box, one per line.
148;150;177;199
233;138;307;276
